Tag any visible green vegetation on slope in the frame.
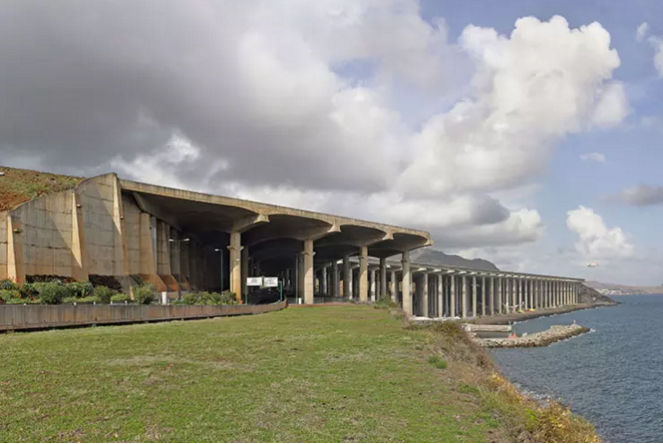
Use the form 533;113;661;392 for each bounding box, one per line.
0;166;82;211
0;305;597;442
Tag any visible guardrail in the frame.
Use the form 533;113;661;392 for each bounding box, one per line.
0;300;288;332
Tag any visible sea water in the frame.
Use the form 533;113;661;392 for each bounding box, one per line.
491;294;663;443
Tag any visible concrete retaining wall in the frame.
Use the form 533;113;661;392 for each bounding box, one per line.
0;300;287;332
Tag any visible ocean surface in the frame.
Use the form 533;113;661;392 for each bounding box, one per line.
491;294;663;443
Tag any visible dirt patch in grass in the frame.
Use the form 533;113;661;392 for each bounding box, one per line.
0;166;83;211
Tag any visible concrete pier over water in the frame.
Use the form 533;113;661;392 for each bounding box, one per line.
1;172;584;320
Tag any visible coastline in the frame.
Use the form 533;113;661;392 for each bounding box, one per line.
412;316;601;442
474;301;617;325
469;301;615;441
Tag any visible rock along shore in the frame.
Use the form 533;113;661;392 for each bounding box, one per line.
472;324;590;348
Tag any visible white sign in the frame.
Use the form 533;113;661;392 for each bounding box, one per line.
246;277;263;286
263;277;279;288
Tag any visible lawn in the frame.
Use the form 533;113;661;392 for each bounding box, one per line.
0;305;506;442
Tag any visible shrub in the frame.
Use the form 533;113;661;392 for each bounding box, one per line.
0;279;18;291
428;355;448;370
177;291;238;305
6;298;42;305
68;281;94;298
94;286;116;304
63;296;101;304
374;295;397;309
110;294;130;303
19;283;39;299
0;289;20;303
220;291;237;305
36;282;70;305
132;284;155;305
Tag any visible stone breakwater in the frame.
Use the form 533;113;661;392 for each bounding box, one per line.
472;324;590;348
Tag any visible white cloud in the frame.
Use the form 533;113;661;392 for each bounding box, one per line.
637;22;649;42
580;152;607;163
566;206;634;259
0;4;629;252
399;16;627;198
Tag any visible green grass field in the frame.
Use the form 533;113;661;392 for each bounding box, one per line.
0;305;509;442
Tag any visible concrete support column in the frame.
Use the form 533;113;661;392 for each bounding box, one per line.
450;274;456;317
401;252;413;316
481;276;486;317
321;266;328;296
461;275;468;319
496;277;504;314
379;258;387;300
358;246;369;303
489;277;495;315
303;239;314;304
390;270;397;302
241;246;249;301
421;273;429;317
471;276;477;317
516;278;522;311
437;274;444;318
228;232;242;302
370;268;376;302
343;255;351;299
332;261;339;298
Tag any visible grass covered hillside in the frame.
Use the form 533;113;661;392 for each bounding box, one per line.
0;305;598;442
0;166;83;211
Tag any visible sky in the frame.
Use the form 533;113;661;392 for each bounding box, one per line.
1;0;662;285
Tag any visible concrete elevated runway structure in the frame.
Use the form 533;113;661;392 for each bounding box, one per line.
0;172;583;317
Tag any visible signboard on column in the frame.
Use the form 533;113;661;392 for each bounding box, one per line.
246;277;263;286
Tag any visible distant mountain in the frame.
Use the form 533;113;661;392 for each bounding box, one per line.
410;248;499;271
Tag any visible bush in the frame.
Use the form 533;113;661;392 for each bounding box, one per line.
36;282;70;305
374;295;397;309
19;283;39;299
0;289;20;303
5;298;42;305
68;281;94;298
63;296;101;304
0;279;18;291
177;291;238;305
428;355;448;370
132;284;155;305
110;294;130;303
94;286;116;304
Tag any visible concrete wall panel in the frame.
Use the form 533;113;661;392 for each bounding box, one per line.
14;190;73;277
78;175;121;276
122;194;141;274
